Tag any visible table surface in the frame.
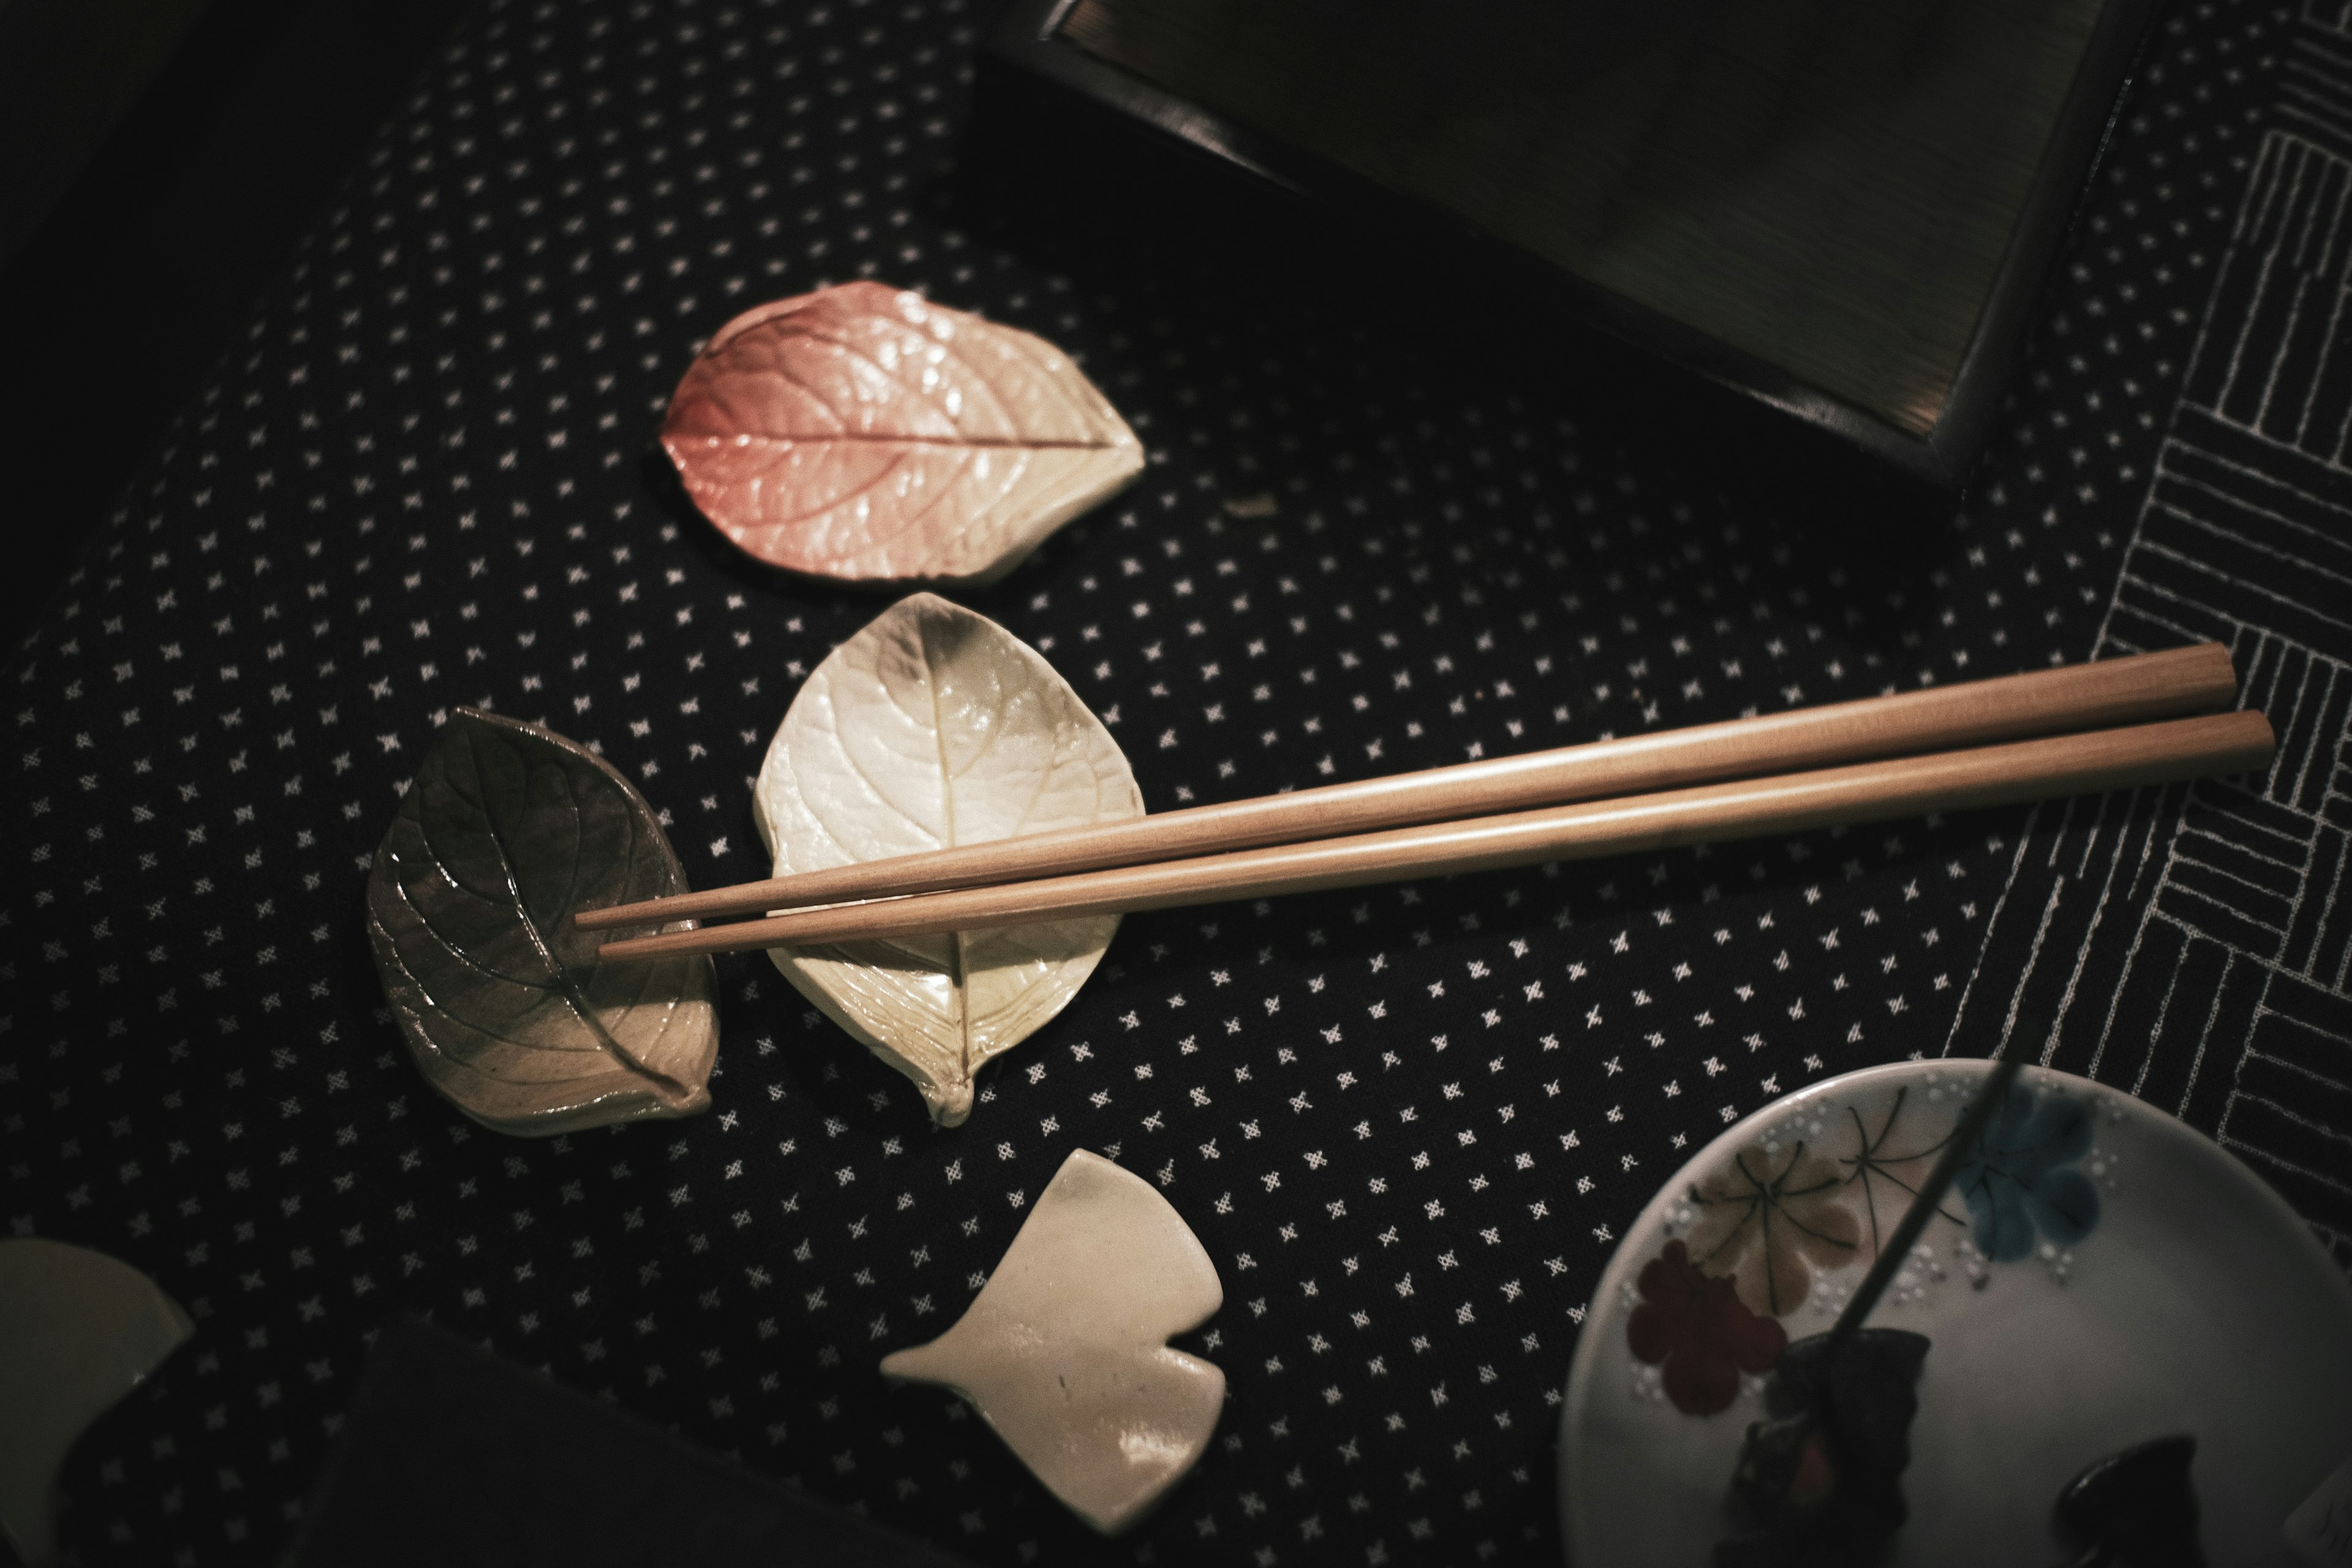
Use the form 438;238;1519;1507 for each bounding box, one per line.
8;0;2352;1562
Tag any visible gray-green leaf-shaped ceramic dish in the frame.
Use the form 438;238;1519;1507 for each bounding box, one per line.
366;707;718;1136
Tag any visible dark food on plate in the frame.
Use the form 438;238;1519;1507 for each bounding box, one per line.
2052;1434;2204;1568
1714;1329;1931;1567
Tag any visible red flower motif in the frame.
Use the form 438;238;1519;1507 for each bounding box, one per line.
1627;1238;1789;1415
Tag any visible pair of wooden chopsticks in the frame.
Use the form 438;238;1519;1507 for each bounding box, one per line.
582;643;2271;962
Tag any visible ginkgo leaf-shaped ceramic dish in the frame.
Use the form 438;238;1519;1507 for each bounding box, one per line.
881;1150;1225;1532
753;594;1142;1124
661;282;1145;586
367;708;719;1136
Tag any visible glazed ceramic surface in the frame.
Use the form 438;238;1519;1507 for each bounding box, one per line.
366;709;718;1136
661;282;1144;585
1559;1058;2352;1566
880;1150;1224;1532
754;594;1142;1125
0;1239;194;1564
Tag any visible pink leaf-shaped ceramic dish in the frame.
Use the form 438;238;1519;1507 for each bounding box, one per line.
662;282;1145;586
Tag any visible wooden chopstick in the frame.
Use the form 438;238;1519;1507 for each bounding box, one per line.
596;709;2273;962
574;643;2236;933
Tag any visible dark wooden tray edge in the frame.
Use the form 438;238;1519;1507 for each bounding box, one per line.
981;0;2163;494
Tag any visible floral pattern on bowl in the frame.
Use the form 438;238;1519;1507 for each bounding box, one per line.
1952;1079;2101;1263
1625;1240;1787;1416
1629;1071;2109;1415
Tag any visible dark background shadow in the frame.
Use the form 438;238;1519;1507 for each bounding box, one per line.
0;0;1966;660
0;0;471;646
941;64;1960;629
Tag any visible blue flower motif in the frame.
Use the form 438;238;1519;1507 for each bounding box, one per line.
1952;1082;2101;1262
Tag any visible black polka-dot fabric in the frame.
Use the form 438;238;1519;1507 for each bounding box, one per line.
9;0;2351;1563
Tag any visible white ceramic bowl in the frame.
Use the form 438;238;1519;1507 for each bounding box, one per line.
1559;1059;2352;1566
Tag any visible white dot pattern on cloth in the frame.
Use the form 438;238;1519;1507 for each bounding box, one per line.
7;0;2349;1562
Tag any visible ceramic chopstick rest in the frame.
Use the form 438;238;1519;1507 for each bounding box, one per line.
0;1240;194;1565
881;1151;1225;1532
366;709;718;1136
753;594;1142;1125
662;282;1144;586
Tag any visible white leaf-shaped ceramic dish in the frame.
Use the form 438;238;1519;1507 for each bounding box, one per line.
0;1239;193;1565
753;595;1142;1124
662;282;1145;586
881;1150;1224;1532
366;709;719;1136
